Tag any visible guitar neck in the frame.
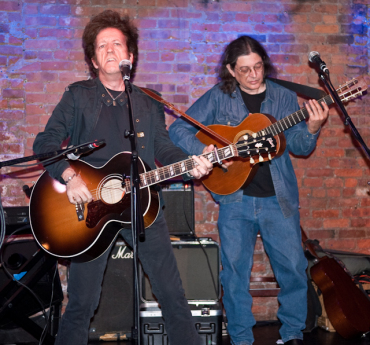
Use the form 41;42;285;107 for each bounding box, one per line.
256;94;334;137
125;144;237;191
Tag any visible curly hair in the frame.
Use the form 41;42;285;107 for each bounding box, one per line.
218;36;275;95
82;10;139;78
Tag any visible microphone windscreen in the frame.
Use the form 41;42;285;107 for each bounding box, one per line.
308;51;319;63
119;59;132;70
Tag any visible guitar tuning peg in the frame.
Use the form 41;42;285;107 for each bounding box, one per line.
259;154;264;162
250;156;255;164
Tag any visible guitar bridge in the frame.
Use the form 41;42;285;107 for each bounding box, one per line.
75;203;85;221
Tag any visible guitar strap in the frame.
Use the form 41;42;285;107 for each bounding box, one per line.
267;77;326;100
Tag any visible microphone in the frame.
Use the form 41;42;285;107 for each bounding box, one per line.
308;51;329;74
66;139;105;160
119;59;132;81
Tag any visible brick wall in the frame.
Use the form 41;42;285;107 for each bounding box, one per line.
1;0;369;321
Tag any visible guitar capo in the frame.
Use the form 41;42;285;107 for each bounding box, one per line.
213;145;228;172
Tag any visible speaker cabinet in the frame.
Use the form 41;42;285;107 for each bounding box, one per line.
0;235;63;343
142;239;220;302
140;240;222;345
161;181;194;236
88;237;134;341
0;236;63;325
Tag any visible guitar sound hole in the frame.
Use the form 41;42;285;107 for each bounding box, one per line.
99;177;126;205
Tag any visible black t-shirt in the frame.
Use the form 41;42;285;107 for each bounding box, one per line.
84;89;131;167
239;87;276;197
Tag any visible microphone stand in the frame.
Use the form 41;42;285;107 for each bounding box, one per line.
318;70;370;161
123;77;144;345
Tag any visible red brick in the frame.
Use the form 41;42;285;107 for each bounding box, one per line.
334;168;363;177
314;25;340;34
312;209;340;218
357;240;370;254
204;12;219;21
157;0;187;7
8;99;25;109
191;23;221;32
303;178;323;188
40;4;71;15
325;239;356;251
306;229;334;240
323;218;350;228
25;16;58;26
40;61;75;71
2;89;24;98
39;28;74;39
312;189;326;198
23;4;38;15
313;4;339;13
222;23;254;33
0;110;24;120
0;1;21;11
221;2;251;12
255;24;283;34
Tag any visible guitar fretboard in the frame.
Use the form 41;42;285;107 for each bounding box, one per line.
124;144;237;192
256;76;364;138
256;95;334;137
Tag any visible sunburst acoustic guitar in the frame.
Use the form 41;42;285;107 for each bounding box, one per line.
30;135;276;261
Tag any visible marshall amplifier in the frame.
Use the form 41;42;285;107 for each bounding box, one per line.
88;237;134;341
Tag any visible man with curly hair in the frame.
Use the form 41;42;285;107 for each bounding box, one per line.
169;36;329;345
33;10;213;345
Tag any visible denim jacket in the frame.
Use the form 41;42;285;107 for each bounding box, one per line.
169;79;320;218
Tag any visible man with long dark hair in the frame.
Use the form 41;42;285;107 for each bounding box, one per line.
33;10;213;345
169;36;329;345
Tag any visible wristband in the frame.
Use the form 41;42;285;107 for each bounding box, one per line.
65;173;76;185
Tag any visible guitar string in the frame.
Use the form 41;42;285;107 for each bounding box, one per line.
84;140;272;202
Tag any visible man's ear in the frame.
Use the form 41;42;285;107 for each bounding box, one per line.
226;64;235;77
92;57;98;70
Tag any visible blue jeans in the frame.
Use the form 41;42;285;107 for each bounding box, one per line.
55;212;200;345
218;195;307;345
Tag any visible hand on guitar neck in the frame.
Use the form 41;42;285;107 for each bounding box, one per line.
189;144;214;179
61;146;215;205
304;99;329;134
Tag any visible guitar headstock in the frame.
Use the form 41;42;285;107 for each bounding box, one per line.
337;75;368;103
236;134;277;160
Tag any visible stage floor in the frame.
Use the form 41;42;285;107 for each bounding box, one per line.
3;321;370;345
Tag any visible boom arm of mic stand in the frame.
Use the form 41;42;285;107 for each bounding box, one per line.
319;72;370;161
0;140;105;168
0;146;81;169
